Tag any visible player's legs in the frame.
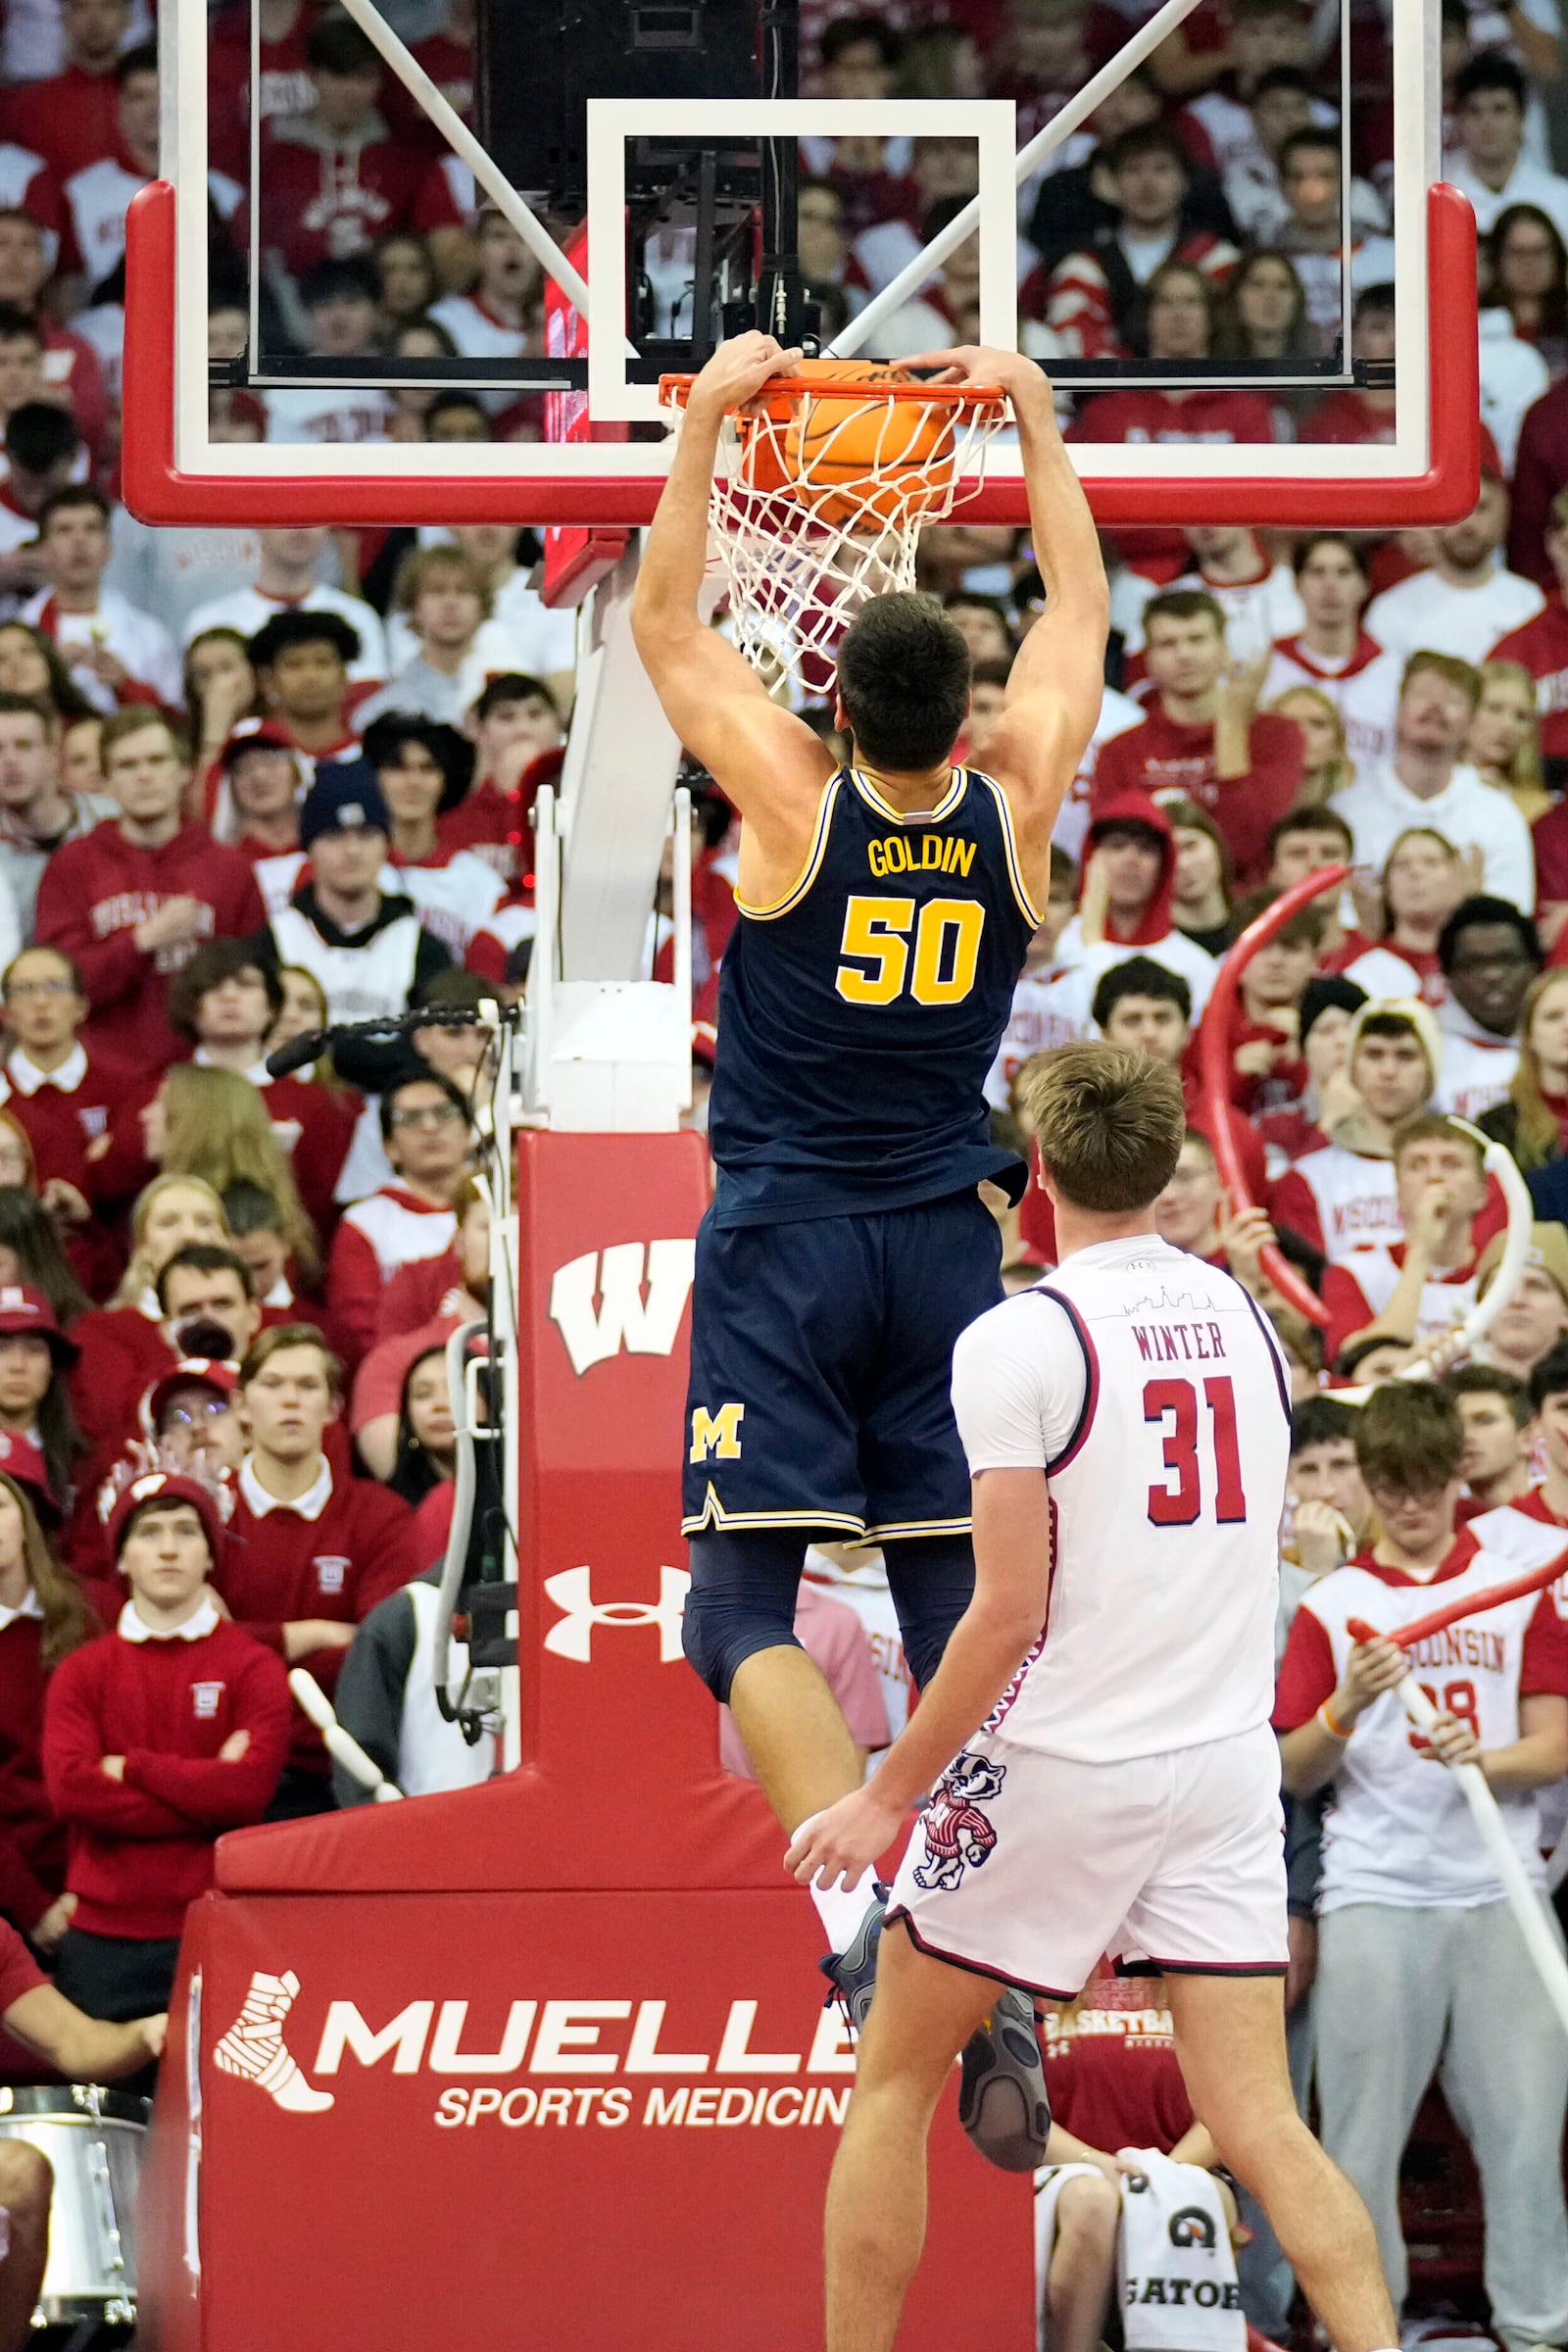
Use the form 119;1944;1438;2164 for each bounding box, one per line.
1438;1899;1568;2352
1039;2173;1120;2352
1313;1901;1451;2311
823;1918;1001;2352
0;2141;51;2352
1164;1972;1397;2352
683;1526;863;1832
683;1212;879;1833
880;1533;974;1692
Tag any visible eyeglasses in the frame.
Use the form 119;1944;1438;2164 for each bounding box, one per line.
161;1397;230;1431
5;980;76;1000
390;1102;466;1129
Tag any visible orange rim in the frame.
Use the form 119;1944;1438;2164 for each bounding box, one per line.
659;371;1007;414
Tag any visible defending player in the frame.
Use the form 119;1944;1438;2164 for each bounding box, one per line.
630;334;1107;2168
788;1043;1398;2352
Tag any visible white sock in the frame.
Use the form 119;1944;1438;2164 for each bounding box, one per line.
794;1823;881;1954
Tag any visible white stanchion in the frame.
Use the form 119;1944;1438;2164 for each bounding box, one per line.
1396;1673;1568;2040
288;1669;404;1803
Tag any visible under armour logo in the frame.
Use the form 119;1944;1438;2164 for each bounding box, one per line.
548;1241;696;1376
542;1565;690;1663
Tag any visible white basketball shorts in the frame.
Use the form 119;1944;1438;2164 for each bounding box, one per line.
886;1722;1289;1999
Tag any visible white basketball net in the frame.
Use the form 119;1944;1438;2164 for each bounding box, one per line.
675;382;1007;704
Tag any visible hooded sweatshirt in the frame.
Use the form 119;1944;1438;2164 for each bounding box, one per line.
1049;794;1219;1028
35;820;267;1063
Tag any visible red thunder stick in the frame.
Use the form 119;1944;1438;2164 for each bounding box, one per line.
1347;1547;1568;1652
1197;867;1351;1330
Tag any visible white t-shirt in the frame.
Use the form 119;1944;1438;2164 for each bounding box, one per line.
1434;1024;1520;1123
1136;564;1304;669
983;963;1082;1108
950;1236;1290;1763
1276;1533;1568;1909
1328;1242;1478;1350
1365;565;1545;671
1270;1144;1400;1266
265;386;395;447
180;584;388;682
21;584;182;713
1338;944;1446;1007
426;292;529;414
1048;925;1217;1031
1262;636;1401;770
64;159;240;292
1445;154;1568;245
1330;760;1535;912
1051;686;1144;863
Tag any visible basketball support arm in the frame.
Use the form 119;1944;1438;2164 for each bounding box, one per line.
832;0;1206;361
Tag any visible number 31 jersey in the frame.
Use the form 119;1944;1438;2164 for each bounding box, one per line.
951;1236;1293;1763
708;763;1038;1228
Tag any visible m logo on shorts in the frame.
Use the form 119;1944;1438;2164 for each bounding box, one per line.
689;1402;745;1463
192;1680;224;1719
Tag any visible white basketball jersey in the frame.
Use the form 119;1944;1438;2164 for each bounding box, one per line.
1280;1539;1568;1909
951;1236;1291;1765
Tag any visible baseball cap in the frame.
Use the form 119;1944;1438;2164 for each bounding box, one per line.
142;1357;239;1442
220;720;296;773
1477;1223;1568;1307
0;1429;61;1523
299;759;391;851
107;1471;226;1567
0;1285;78;1368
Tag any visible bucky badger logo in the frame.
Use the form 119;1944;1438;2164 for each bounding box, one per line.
911;1751;1005;1891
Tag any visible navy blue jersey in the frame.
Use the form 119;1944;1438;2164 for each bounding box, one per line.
708;763;1039;1227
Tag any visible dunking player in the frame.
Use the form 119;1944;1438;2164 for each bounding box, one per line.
630;334;1108;2166
788;1044;1399;2352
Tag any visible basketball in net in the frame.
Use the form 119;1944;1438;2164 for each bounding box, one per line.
660;359;1006;702
738;359;960;530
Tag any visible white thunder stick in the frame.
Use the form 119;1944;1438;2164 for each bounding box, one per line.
1395;1673;1568;2040
288;1669;404;1803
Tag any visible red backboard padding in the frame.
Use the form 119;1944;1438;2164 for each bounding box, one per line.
136;1132;1035;2349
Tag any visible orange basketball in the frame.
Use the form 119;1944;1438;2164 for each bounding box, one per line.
732;360;955;529
784;361;956;532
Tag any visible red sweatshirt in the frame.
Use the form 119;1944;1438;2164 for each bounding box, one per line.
35;821;267;1065
375;1246;463;1344
6;63;123;182
1;1043;132;1193
88;1063;356;1238
219;1458;417;1775
66;1302;173;1449
0;1609;69;1935
41;1605;290;1938
1494;593;1568;767
1091;707;1305;889
1509;375;1568;592
326;1187;458;1359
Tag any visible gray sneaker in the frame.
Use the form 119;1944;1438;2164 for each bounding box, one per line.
957;1985;1051;2171
816;1887;888;2034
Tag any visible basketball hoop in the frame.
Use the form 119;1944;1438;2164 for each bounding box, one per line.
661;362;1008;700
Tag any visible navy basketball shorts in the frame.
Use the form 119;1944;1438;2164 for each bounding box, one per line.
680;1188;1004;1543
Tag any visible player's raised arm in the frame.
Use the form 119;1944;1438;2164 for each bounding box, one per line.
631;333;835;869
907;347;1110;892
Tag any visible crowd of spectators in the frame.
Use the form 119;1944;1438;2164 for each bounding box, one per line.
0;0;1564;2343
